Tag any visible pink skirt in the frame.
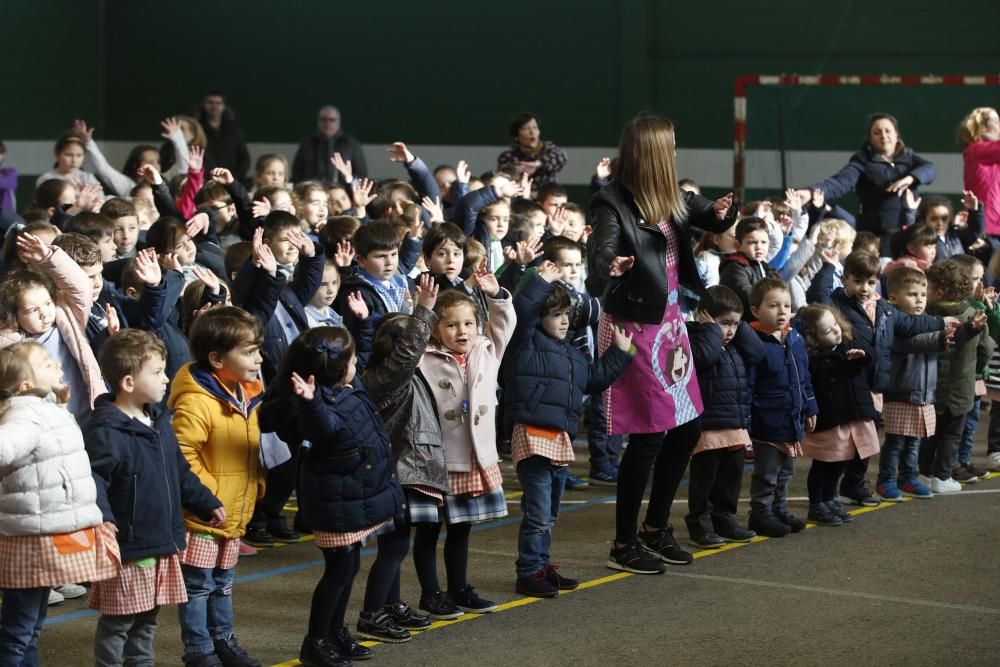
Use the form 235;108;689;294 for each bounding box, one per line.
802;419;880;462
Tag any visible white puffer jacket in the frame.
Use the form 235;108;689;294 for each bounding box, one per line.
0;396;103;536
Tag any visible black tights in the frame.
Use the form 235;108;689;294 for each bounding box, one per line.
308;546;360;639
807;460;847;504
362;522;410;612
615;419;701;545
412;522;471;595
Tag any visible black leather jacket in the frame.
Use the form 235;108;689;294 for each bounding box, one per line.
586;181;736;323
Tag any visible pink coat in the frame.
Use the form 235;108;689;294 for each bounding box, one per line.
418;292;516;473
964;140;1000;236
0;247;105;408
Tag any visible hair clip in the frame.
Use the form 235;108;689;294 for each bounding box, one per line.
314;339;342;361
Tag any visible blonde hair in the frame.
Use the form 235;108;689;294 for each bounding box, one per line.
958;107;997;146
614;114;687;223
0;342;48;401
818;219;857;259
178;116;207;149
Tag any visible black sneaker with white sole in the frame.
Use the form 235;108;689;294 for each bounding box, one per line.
384;601;432;629
448;585;497;613
418;590;463;620
606;542;665;575
356;610;411;643
638;525;693;565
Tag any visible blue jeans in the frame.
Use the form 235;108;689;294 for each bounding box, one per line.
879;434;920;485
178;565;235;657
956;398;981;466
0;587;49;667
515;456;567;578
585;394;622;473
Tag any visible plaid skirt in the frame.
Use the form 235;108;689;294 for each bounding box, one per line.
88;554;186;616
406;487;445;525
179;533;240;570
0;524;120;589
408;487;508;525
314;520;393;549
882;401;936;439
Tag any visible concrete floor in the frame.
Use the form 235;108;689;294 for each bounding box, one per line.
37;444;1000;666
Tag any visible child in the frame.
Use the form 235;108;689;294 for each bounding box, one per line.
879;267;949;500
306;258;345;328
168;306;266;666
797;304;880;526
415;276;516;618
84;329;225;667
420;223;492;322
0;232;106;422
0;342;118;664
100;198;142;260
694;221;738;288
919;261;994;493
883;223;938;277
293;181;330;237
918;191;984;262
685;286;763;547
719;216;780;318
282;326;405;663
254;154;287;190
505;263;633;596
327;184;353;216
801;218;857;304
65;212;118;264
746;278;818;538
556;202;589;244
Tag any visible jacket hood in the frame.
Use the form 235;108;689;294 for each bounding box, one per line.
87;394;171;435
167;363;264;413
721;252;751;267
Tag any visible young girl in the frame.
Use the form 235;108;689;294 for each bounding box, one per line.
884;223;938;277
414;276;515;617
693;221;738;288
294;181;330;236
1;221;59;275
797;304;880;526
0;342;118;664
0;233;106;421
145;216;216;288
306;258;345;328
327;184;353;216
34;134;104;191
282;327;405;665
254;153;288;190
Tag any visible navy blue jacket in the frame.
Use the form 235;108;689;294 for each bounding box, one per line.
502;273;633;439
83;396;221;562
718;253;780;321
453;185;501;251
807;343;877;432
90;277;167;357
748;327;818;442
334;267;404;356
296;385;405;532
688;321;765;432
827;288;943;392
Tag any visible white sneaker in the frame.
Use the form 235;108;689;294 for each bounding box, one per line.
988;452;1000;472
930;477;962;494
917;474;935;488
55;583;87;599
47;589;65;606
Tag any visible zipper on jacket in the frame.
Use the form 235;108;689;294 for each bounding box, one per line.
128;474;138;542
788;340;806;427
154;423;180;553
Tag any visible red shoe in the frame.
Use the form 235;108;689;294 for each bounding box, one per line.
238;540;258;557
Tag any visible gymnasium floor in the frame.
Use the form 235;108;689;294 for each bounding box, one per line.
39;439;1000;666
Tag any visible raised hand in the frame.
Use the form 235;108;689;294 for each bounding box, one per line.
252;228;277;276
134;248;162;286
191;265;222;294
416;273;439;310
903;188;921;210
161;252;182;273
287;227;316;257
514;239;543;266
421;196;444;223
76;183;104;212
785;187;808;210
548;206;568;235
984;286;997;309
519;171;533;198
352;178;376;209
475;271;501;297
886;175;915;195
188;145;205;173
251;199;272;219
608;255;635;277
137;163;163;185
595;157;612;180
160;116;181;139
16;232;50;264
846;348;866;361
714;192;734;220
612;324;635;353
346;291;369;320
290;372;316;400
334;240;355;267
71;119;95;142
811;188;825;209
331;152;353;183
105;305;121;336
185;212;210;239
970;311;988;331
211;167;234;185
954;210;969;230
387;142;415;164
495;177;523;199
962;189;980;211
456;159;470;184
536;260;561;283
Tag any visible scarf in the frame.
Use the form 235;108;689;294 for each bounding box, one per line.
751;320;791;341
305;304;343;328
358;269;412;314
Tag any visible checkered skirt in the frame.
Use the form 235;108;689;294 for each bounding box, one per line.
882;401;936;439
406;487;446;525
178;532;240;570
511;423;574;466
0;524;120;589
88;554;186;616
314;520;394;549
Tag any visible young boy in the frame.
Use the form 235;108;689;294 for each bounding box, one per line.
536;182;568;223
719;216;779;318
84;329;224;667
65;211;117;264
100;198;142;260
920;260;993;493
168;306;266;667
504;262;633;597
747;278;817;538
828;251;950;506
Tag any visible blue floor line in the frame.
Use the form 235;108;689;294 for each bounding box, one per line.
43;463;752;627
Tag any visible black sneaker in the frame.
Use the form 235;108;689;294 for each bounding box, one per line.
515;569;559;598
837;482;880;507
266;518;302;543
773;508;806;533
638;525;693;564
606;542;665;575
418;590;463;620
826;499;853;523
714;524;757;543
748;512;790;538
183;654;224;667
299;637;351;667
384;601;432;629
212;636;262;667
449;585;497;613
356;610;411;643
544;563;579;591
331;626;372;660
243;527;276;548
807;503;843;527
688;531;725;549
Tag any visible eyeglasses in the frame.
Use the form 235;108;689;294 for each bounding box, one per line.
212;203;234;210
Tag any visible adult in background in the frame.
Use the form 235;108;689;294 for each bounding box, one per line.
798;113;936;256
291;106;368;186
497;112;567;188
588;113;736;575
197;92;250;179
959;107;1000;243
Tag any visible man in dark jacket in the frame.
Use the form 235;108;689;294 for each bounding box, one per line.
291;106;368;185
197;92;250;179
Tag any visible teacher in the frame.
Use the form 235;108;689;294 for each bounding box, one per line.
497;112;568;187
587;114;736;575
799;113;936;255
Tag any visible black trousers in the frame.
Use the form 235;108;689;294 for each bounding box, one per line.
685;446;745;535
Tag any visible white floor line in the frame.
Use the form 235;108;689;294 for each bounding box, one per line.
662;571;1000;616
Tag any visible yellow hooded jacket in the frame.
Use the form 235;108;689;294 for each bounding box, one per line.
168;363;265;539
